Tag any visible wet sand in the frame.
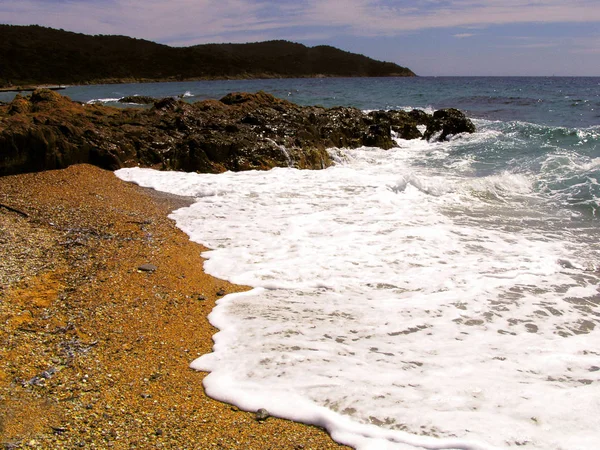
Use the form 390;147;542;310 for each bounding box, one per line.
0;164;348;449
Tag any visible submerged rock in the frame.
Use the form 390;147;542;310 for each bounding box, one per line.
0;89;476;176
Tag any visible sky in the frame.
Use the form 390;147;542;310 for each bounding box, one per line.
2;0;600;76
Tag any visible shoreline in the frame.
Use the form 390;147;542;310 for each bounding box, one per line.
0;164;348;449
0;73;415;93
0;85;67;93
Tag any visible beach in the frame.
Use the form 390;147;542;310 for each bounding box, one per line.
1;76;599;449
0;164;348;449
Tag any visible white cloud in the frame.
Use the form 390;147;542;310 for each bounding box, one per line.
1;0;599;44
297;0;600;35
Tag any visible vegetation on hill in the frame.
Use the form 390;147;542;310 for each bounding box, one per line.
0;25;415;87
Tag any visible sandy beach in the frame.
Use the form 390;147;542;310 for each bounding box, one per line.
0;164;348;449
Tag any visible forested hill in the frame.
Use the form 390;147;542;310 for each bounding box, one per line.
0;25;416;87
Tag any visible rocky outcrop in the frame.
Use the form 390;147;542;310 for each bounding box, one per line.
423;108;476;141
118;95;156;105
0;89;475;176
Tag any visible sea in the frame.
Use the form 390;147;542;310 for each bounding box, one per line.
11;77;600;449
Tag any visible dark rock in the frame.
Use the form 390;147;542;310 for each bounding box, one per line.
241;114;263;125
197;295;207;301
393;123;422;140
387;110;424;139
118;95;156;105
220;92;253;105
363;124;394;149
255;408;270;421
138;264;157;272
424;108;476;141
408;109;431;125
153;97;179;111
216;288;226;297
0;90;475;176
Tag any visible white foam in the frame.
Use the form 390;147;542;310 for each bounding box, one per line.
86;97;121;104
116;141;600;449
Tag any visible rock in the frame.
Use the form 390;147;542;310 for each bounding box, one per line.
153;97;179;111
216;288;226;297
255;408;270;421
138;264;157;272
7;94;31;114
0;90;475;176
41;367;58;379
118;95;156;105
424;108;476;141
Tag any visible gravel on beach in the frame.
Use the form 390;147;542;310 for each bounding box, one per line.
0;164;349;449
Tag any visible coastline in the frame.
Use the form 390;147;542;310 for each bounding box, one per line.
0;85;67;93
0;164;348;449
0;72;416;93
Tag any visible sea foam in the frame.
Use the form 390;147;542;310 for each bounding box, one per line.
116;129;600;449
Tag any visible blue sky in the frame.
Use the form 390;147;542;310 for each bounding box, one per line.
2;0;599;75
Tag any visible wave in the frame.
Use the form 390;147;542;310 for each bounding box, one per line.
388;173;450;196
86;97;121;104
382;118;600;218
500;121;600;149
536;153;600;216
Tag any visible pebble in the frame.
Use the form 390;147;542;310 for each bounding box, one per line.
138;263;157;272
216;288;226;297
255;408;270;421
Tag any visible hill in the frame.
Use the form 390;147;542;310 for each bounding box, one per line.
0;25;415;87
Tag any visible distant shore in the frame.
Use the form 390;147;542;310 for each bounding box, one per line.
0;72;415;93
0;164;349;449
0;85;67;93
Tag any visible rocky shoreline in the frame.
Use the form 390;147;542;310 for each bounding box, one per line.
0;89;475;177
0;164;350;449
